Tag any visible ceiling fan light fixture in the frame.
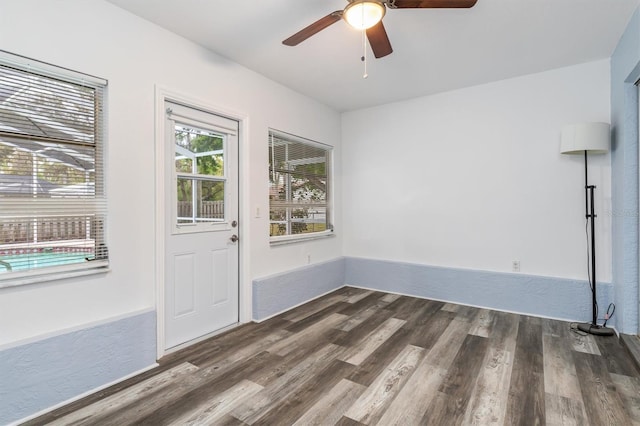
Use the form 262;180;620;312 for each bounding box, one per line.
344;1;386;30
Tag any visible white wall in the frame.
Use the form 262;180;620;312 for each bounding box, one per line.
0;0;342;346
342;60;611;281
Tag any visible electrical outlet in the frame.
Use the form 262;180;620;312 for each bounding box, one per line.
306;254;311;264
512;260;520;272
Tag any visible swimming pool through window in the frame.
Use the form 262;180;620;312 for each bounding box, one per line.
0;51;108;285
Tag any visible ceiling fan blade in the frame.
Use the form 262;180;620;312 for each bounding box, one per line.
282;11;343;46
389;0;477;8
366;21;393;58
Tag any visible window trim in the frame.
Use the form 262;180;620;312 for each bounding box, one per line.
270;230;334;246
0;51;108;287
0;50;106;87
0;261;109;289
268;129;334;245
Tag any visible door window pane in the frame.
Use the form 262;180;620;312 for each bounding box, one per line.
175;125;224;177
177;178;224;224
175;123;227;228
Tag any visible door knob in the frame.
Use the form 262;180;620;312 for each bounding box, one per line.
230;234;239;243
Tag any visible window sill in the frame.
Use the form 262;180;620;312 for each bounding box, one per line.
0;261;110;289
270;230;334;246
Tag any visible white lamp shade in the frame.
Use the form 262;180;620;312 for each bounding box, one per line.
560;122;610;155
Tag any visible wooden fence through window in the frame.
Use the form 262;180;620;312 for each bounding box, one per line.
0;217;90;244
177;200;224;219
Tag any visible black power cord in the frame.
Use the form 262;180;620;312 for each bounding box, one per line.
602;303;616;328
569;302;616;337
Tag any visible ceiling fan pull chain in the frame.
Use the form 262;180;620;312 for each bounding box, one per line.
362;27;368;79
361;4;368;78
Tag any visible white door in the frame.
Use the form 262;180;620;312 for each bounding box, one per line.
164;101;239;350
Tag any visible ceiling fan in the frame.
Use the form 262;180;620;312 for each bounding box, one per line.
283;0;478;59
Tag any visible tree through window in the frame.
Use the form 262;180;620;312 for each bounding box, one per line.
174;124;225;224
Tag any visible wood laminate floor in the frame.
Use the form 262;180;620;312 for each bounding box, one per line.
28;287;640;426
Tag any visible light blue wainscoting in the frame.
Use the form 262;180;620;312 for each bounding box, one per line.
0;309;157;425
253;257;346;321
345;257;612;324
610;5;640;334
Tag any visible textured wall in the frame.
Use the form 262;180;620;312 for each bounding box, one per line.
0;0;342;347
342;60;612;282
611;6;640;334
345;257;612;323
252;257;345;320
0;310;156;425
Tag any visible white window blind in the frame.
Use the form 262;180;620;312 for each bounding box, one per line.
269;129;332;242
0;52;108;285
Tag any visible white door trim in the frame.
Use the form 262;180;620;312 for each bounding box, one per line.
154;85;252;359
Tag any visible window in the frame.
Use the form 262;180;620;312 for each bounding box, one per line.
0;52;108;286
175;125;225;225
167;101;237;233
269;129;332;243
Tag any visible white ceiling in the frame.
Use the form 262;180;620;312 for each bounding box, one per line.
106;0;639;112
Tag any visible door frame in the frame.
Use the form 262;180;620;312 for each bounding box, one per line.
154;86;251;359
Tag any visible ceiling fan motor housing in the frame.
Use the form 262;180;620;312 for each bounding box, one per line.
343;1;387;30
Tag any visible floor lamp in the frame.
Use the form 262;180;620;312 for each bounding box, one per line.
560;122;613;336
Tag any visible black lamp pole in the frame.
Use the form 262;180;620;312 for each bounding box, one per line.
577;150;614;336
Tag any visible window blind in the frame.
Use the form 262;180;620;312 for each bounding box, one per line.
0;52;108;283
269;129;332;239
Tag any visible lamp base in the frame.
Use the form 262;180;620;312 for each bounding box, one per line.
577;322;615;336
